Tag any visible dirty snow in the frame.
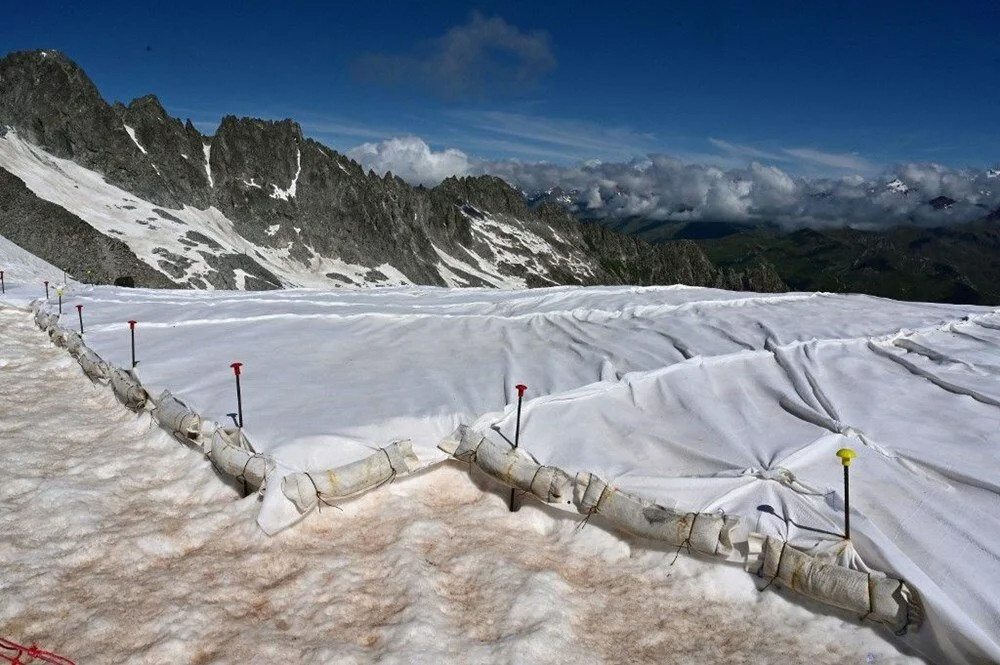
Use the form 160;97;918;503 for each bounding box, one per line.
0;306;920;664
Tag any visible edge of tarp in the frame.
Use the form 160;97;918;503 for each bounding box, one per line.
23;299;923;639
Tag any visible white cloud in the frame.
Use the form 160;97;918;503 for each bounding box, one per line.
347;136;474;187
347;134;1000;228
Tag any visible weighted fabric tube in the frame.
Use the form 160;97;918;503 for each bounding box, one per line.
440;426;574;504
151;390;203;444
109;366;148;411
573;472;738;557
208;427;274;490
282;440;420;513
746;533;921;631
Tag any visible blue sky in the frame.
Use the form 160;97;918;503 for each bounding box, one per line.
3;1;998;175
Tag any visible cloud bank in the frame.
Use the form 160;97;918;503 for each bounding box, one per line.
354;14;556;98
350;136;1000;229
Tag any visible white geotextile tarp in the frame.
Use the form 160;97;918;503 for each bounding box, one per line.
14;282;1000;664
475;332;1000;664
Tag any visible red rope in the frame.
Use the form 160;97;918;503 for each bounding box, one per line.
0;638;76;665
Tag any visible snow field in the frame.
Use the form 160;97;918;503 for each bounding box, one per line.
5;236;1000;663
0;307;920;664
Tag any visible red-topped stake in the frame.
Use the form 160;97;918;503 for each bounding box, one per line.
44;280;49;299
128;320;138;368
76;304;84;334
510;383;528;512
231;362;244;428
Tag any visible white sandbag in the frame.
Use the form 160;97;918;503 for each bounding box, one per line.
33;307;47;329
64;330;85;357
49;325;68;347
151;390;203;444
439;425;574;504
745;533;921;632
573;472;738;557
109;366;148;411
38;311;58;332
282;440;420;513
208;427;274;490
76;346;108;382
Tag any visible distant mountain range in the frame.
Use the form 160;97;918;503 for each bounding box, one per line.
528;175;1000;305
0;49;782;293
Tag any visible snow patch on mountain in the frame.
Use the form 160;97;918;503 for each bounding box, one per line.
123;124;147;154
202;142;213;187
270;148;301;201
885;178;909;194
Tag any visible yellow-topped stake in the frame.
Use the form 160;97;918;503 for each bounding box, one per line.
836;448;857;467
836;448;857;539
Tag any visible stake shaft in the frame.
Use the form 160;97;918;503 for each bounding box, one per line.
509;392;525;512
78;309;84;334
843;466;851;540
130;328;136;368
235;374;244;428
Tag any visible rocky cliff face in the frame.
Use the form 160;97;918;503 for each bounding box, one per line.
0;49;786;293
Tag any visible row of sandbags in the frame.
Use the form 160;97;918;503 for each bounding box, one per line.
30;303;921;633
439;425;921;633
29;302;419;504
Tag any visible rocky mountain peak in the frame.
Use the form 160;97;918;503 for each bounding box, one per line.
0;49;787;294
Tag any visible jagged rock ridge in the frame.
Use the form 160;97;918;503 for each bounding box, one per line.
0;49;784;292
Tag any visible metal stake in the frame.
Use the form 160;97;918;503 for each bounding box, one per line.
1;270;5;294
231;362;244;428
128;320;137;368
44;280;49;299
836;448;857;539
509;383;528;512
76;305;84;334
57;289;63;314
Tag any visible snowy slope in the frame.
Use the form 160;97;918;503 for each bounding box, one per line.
0;130;412;289
0;233;68;290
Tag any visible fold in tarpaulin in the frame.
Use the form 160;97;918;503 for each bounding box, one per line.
23;285;1000;664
